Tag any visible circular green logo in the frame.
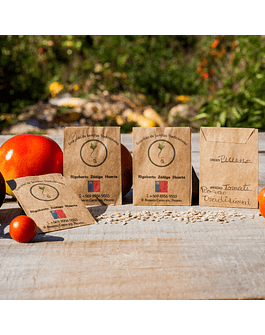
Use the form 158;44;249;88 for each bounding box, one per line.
148;140;175;167
30;183;59;201
80;139;108;167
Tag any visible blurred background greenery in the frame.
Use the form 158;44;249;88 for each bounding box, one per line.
1;35;265;132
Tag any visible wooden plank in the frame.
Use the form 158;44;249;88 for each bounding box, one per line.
191;133;200;152
1;133;265;300
1;219;265;300
0;200;264;299
259;153;265;190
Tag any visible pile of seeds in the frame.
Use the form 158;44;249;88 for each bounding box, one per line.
95;208;261;225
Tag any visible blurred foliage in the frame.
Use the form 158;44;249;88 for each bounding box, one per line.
194;35;265;130
1;35;265;131
0;35;202;112
90;35;202;105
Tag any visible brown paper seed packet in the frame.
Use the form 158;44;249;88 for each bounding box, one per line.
63;126;122;206
133;127;192;206
199;127;258;208
7;173;96;233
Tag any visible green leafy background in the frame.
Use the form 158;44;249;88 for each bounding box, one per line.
1;35;265;131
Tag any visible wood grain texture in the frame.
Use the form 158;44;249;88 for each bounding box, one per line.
0;133;265;300
1;225;265;300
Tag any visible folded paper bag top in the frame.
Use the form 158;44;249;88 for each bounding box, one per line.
201;127;255;144
7;173;96;233
199;127;258;209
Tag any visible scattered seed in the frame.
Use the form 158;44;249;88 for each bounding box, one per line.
94;208;260;226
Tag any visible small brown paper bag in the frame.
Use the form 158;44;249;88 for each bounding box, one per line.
7;173;96;233
63;126;122;205
199;127;259;208
133;127;192;206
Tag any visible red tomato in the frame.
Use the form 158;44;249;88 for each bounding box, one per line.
258;188;265;217
0;134;63;196
258;188;265;204
121;144;132;197
0;171;6;208
9;215;38;243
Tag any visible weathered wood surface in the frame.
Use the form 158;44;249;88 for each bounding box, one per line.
1;133;265;300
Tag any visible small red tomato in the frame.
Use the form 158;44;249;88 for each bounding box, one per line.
0;134;63;197
9;215;38;243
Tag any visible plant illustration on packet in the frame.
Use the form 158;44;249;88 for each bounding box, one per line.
7;173;96;233
133;127;192;206
63;127;122;206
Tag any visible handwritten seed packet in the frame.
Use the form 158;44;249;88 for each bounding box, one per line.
199;127;258;208
7;173;96;233
133;127;192;206
63;126;122;205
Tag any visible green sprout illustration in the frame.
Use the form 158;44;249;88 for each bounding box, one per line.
90;143;97;163
158;143;165;163
39;186;51;198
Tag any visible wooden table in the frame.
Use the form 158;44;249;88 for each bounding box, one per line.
1;133;265;300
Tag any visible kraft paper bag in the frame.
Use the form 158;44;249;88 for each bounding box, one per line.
199;127;259;208
7;173;96;233
63;126;122;206
133;127;192;206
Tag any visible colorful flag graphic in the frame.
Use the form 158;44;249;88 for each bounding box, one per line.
50;209;67;219
155;181;168;193
88;180;100;192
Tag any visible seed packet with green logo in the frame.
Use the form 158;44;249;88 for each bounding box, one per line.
63;126;122;205
7;173;96;233
133;127;192;206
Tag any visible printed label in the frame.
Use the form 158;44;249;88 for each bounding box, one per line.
155;181;168;193
50;209;67;219
133;127;191;206
199;127;258;209
7;174;96;233
64;127;122;205
88;180;100;192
